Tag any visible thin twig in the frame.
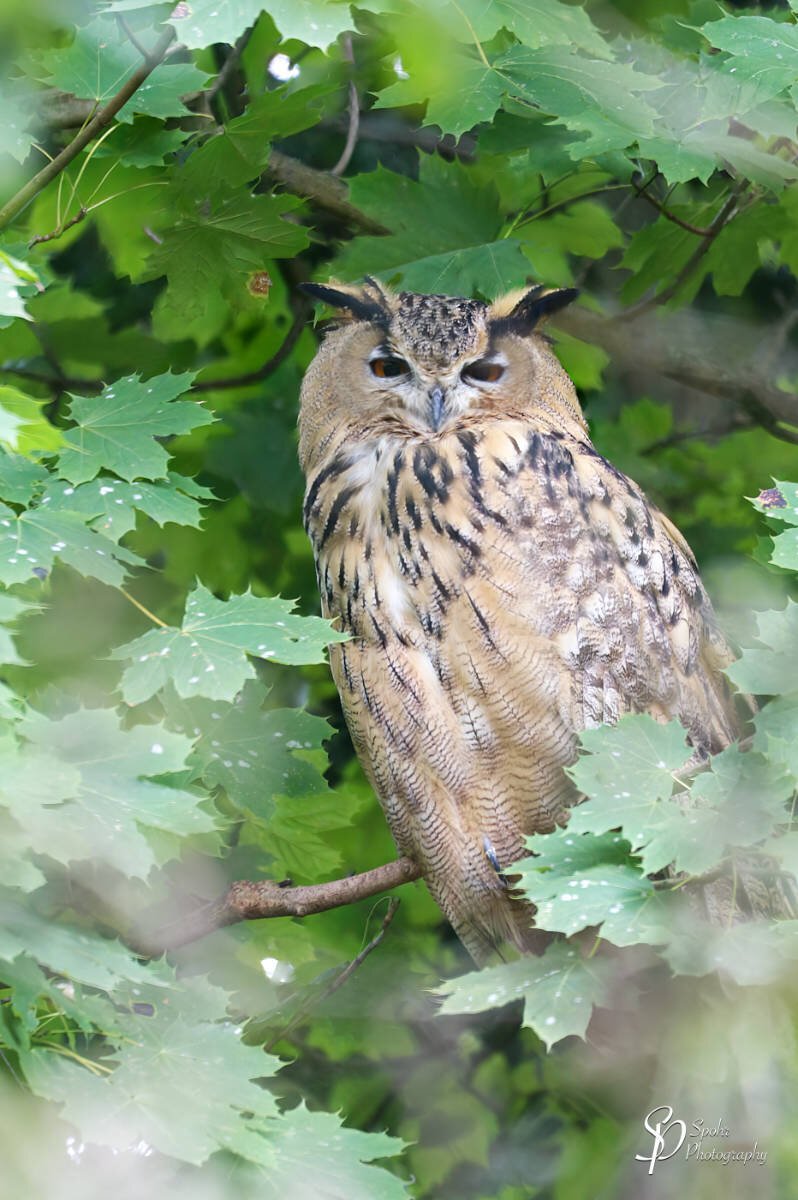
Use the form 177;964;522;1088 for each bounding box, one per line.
130;856;422;955
207;27;254;103
633;177;713;237
0;28;175;230
28;206;88;248
263;899;401;1053
0;364;101;392
191;300;311;392
331;80;360;177
320;112;477;161
623;189;743;321
266;149;390;235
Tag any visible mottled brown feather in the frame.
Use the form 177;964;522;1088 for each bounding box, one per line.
299;286;740;963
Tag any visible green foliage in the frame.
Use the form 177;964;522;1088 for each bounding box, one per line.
32;17;211;118
2;0;798;1196
334;158;531;297
114;582;347;703
437;942;611;1049
57;372;207;484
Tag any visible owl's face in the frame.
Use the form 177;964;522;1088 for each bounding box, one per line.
298;280;583;470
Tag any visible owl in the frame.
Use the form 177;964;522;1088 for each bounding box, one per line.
297;278;740;964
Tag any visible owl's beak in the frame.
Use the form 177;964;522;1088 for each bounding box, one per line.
427;386;446;431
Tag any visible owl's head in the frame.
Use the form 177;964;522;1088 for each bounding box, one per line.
297;278;584;470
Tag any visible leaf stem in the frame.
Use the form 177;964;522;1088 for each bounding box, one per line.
119;587;169;629
449;0;490;68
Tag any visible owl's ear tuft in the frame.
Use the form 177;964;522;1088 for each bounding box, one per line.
299;281;389;324
490;286;578;336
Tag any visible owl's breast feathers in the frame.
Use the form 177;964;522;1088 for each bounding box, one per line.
303;419;738;961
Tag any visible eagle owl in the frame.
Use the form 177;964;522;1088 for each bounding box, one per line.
297;279;738;963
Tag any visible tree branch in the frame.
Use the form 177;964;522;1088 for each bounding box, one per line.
264;899;401;1052
623;189;742;321
553;303;798;443
0;28;175;231
632;175;713;237
191;299;311;392
331;80;360;177
266;149;390;235
132;856;422;955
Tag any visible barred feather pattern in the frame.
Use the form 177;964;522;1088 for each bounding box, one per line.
302;412;738;962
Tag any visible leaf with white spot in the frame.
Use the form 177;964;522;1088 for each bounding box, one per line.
0;451;50;505
517;828;675;947
0;501;142;586
165;680;331;814
0;91;34;164
41;472;213;539
104;0;286;51
689;746;792;848
113;582;348;705
267;0;358;48
229;1101;409;1199
566;714;690;837
436;941;611;1049
24;1014;279;1164
522;827;633;873
57;372;209;485
0;709;219;879
700;15;798;104
632;805;730;877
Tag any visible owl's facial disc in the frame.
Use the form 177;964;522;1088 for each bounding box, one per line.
366;343;508;432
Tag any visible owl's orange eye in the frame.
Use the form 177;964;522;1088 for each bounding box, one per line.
462;360;505;383
370;356;410;379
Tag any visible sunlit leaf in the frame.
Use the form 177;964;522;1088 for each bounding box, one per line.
0;251;41;323
0;386;63;454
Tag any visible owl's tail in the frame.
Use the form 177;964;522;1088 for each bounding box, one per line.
426;854;546;966
453;890;549;965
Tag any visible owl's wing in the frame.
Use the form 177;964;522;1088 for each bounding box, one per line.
449;421;741;756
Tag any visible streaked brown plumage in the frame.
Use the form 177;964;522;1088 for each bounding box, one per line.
298;279;740;963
